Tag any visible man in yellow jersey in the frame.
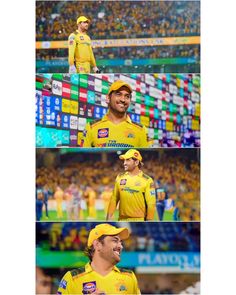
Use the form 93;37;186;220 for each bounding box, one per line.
80;80;150;148
57;223;141;295
68;16;100;74
107;149;156;221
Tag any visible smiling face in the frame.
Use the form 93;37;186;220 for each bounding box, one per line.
96;235;123;265
78;21;89;32
107;86;131;116
123;157;139;172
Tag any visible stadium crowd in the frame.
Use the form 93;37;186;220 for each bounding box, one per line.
36;45;200;61
36;1;200;41
36;151;200;221
36;222;200;252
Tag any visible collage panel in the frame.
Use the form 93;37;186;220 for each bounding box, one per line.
35;1;201;294
36;0;200;74
36;148;200;222
35;73;201;148
36;222;200;294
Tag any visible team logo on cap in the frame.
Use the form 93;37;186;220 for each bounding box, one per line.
82;281;96;294
134;152;139;157
120;179;127;185
119;285;127;291
98;128;109;138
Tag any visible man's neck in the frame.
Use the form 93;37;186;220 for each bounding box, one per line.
107;111;127;124
90;259;114;276
128;168;141;176
77;28;86;34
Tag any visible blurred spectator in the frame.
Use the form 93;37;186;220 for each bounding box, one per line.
54;185;64;219
36;266;53;294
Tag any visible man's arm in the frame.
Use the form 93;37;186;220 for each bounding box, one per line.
132;271;141;295
57;272;72;294
106;179;120;220
145;178;157;221
80;123;93;147
139;125;151;148
89;44;100;73
68;33;77;73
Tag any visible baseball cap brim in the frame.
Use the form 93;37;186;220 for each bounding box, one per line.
88;227;129;247
77;17;90;24
108;81;132;95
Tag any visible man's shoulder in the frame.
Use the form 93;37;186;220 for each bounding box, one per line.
117;172;127;178
141;172;152;181
69;267;86;277
88;118;104;128
128;119;144;130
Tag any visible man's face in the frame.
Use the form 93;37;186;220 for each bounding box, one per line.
123;158;138;172
107;86;131;115
79;21;89;31
97;235;123;264
36;267;52;294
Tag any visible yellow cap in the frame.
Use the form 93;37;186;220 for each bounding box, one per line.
77;16;90;24
87;223;129;247
119;149;142;161
108;80;132;95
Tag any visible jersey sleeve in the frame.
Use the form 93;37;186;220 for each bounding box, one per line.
107;176;120;217
57;271;73;294
80;123;93;147
89;44;97;67
145;178;157;220
139;125;150;148
131;271;141;295
68;33;76;66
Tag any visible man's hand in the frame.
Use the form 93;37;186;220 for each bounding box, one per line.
93;66;101;73
69;65;77;73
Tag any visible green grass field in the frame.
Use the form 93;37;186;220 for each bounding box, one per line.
40;210;174;221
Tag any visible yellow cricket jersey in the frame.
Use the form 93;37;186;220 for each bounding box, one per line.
57;262;141;295
108;171;156;221
68;30;96;69
80;114;149;148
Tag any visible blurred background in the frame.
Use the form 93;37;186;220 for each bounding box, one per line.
36;0;200;73
36;148;200;222
36;222;200;294
36;73;201;148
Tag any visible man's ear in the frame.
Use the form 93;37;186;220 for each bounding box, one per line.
106;94;110;105
93;239;102;251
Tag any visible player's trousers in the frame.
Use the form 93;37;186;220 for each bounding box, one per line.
76;62;91;73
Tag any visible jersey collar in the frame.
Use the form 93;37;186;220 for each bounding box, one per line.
86;263;120;273
102;113;132;124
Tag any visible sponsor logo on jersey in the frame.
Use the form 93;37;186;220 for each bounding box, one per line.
135;181;141;186
121;187;139;193
80;36;85;40
98;128;109;138
59;279;67;289
82;281;96;294
120;179;127;185
127;133;135;138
